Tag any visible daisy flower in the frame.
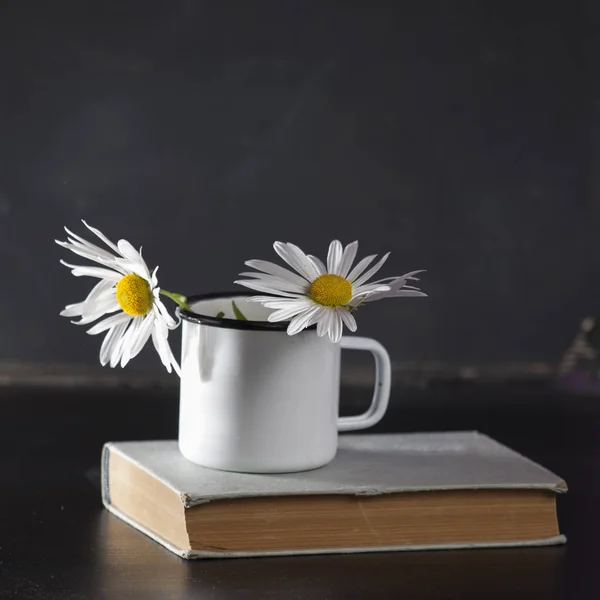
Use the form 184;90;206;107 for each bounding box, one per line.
56;221;186;375
235;240;426;343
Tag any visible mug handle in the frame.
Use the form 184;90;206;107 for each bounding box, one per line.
337;336;392;432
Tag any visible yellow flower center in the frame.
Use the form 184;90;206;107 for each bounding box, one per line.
309;274;352;307
116;273;153;316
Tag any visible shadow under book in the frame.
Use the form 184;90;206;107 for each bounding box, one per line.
101;432;567;559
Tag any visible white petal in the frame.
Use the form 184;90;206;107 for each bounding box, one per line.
265;298;312;309
365;276;398;284
307;255;326;275
263;302;313;313
59;279;113;319
369;271;425;292
360;270;427;302
151;326;169;371
154;299;178;329
338;241;358;278
317;310;331;337
352;253;391;287
287;306;321;335
245;260;308;286
113;258;152;282
109;320;135;367
60;261;122;281
327;240;343;275
268;301;313;323
273;242;307;277
400;285;422;291
65;239;122;267
234;279;301;298
382;290;428;299
285;243;321;280
150;266;159;287
81;292;119;323
83;278;116;303
244;296;296;306
56;240;117;266
351;284;390;300
63;226;118;261
86;312;130;335
237;273;307;294
366;278;403;294
60;303;84;318
120;317;145;367
117;239;141;261
69;313;102;326
71;305;118;326
339;309;358;332
306;306;327;327
347;255;377;282
170;350;182;377
123;244;152;278
397;269;426;281
360;288;394;303
273;242;320;281
82;294;119;320
352;282;391;293
329;311;343;343
126;314;156;362
99;320;129;366
82;220;120;253
166;344;182;377
151;325;181;376
244;295;309;306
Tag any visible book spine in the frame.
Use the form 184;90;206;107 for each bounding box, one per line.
101;443;111;506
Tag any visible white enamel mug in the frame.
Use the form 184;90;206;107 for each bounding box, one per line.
178;293;392;473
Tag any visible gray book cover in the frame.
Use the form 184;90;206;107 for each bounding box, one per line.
102;431;567;559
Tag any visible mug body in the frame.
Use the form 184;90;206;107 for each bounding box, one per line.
178;294;341;473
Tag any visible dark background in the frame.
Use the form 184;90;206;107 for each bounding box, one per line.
1;0;598;378
0;5;597;597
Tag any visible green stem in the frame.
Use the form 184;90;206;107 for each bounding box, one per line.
231;300;248;320
160;289;191;311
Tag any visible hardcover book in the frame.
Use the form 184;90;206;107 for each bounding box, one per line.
101;431;567;559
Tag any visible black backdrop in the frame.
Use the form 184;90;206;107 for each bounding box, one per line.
1;1;598;375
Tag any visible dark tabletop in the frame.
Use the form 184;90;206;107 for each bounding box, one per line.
0;379;597;599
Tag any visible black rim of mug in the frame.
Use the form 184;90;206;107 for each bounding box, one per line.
178;291;318;332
